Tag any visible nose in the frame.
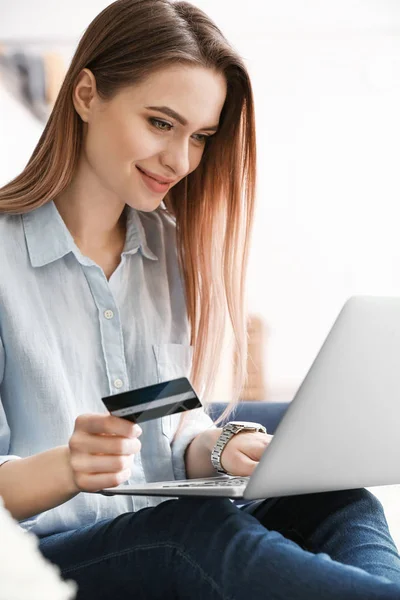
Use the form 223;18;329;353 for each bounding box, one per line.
161;138;191;179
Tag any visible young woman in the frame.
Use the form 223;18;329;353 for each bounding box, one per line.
1;1;400;598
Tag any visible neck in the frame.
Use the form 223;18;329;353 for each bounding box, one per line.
54;195;127;252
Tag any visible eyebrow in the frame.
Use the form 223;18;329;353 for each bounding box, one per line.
145;105;219;132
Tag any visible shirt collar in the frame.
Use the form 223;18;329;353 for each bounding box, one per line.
22;200;158;268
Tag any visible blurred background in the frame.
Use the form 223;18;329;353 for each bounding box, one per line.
1;0;400;405
1;0;400;550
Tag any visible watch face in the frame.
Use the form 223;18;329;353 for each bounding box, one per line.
225;421;267;435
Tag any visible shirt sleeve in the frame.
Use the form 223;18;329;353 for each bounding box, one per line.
170;407;217;480
0;335;21;466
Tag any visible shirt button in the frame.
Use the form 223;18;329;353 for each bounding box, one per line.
114;379;123;389
104;309;114;319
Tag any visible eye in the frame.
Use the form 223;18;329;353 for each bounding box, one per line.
149;118;173;131
192;133;211;144
149;117;213;144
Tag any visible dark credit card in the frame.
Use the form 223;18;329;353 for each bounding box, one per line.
101;377;202;423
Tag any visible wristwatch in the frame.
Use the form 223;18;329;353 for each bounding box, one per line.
211;421;267;474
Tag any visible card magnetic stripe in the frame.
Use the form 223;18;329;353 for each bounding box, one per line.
110;390;197;417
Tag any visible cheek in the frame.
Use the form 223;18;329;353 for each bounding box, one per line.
85;117;145;181
188;148;205;174
123;128;164;161
84;117;125;171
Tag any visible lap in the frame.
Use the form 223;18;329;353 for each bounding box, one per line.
241;488;377;548
39;495;289;572
38;491;400;600
241;487;400;582
39;497;267;600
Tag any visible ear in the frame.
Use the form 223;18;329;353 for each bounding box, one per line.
72;68;97;123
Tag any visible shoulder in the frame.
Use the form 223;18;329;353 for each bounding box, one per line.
0;210;22;231
0;212;28;307
0;211;24;253
0;213;28;296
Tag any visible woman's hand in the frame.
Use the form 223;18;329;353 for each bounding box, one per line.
68;414;142;492
220;431;273;476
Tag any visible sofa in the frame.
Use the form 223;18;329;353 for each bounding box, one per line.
209;401;289;434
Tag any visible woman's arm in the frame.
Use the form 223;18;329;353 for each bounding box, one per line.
0;446;79;521
0;337;76;521
184;427;222;479
0;413;143;522
185;428;273;479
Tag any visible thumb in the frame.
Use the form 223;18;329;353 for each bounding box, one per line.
222;452;259;477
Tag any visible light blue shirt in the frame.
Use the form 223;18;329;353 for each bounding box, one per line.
0;200;215;536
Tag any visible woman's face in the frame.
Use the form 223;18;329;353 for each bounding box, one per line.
74;64;227;212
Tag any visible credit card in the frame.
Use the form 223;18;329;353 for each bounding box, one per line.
101;377;202;423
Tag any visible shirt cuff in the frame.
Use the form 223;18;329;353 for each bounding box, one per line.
0;456;21;466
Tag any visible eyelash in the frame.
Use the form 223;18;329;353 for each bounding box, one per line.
149;117;212;144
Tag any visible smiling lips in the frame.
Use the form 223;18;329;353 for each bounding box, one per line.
136;166;174;194
136;166;176;185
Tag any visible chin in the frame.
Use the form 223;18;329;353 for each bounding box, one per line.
126;197;164;212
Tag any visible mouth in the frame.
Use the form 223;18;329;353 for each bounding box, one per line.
136;166;172;194
136;166;175;185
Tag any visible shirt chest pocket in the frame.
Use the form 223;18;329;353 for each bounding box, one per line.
152;343;194;440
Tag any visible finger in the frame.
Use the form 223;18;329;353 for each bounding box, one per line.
75;469;132;492
70;451;137;475
75;413;141;438
241;432;273;448
231;453;259;476
249;432;273;444
228;433;273;461
221;449;259;476
237;434;273;461
257;433;273;447
69;430;141;456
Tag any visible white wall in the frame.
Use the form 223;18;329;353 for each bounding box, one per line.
1;1;400;400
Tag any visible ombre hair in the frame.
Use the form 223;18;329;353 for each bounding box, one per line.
0;0;257;421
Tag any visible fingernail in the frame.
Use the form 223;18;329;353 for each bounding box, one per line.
134;424;142;435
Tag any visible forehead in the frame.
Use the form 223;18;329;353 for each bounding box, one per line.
121;65;227;127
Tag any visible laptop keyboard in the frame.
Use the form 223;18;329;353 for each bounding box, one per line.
161;477;249;489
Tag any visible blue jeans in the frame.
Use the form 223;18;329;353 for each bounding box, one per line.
38;488;400;599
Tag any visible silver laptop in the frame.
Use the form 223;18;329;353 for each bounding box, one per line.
98;295;400;500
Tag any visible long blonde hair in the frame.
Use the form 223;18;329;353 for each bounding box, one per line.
0;0;257;419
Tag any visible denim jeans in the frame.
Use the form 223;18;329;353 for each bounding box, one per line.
38;488;400;600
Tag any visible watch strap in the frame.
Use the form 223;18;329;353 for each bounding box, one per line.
211;421;267;474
